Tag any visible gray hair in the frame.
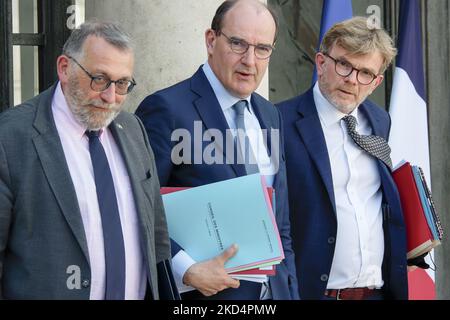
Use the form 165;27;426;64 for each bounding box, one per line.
62;20;134;60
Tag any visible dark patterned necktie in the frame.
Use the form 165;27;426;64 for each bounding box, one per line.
342;115;393;170
233;100;259;174
86;130;126;300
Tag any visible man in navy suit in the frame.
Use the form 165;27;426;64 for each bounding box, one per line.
277;17;408;300
136;0;298;300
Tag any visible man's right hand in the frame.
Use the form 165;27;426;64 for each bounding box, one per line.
182;244;240;296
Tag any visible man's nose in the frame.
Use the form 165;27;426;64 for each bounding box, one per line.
241;46;256;66
344;69;358;84
100;83;117;104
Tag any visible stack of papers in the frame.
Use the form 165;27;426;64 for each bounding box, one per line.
161;174;284;283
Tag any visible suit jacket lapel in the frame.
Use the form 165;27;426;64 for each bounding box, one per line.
32;84;90;263
359;103;396;197
359;103;391;171
251;94;283;194
190;68;246;176
359;103;383;137
109;118;153;233
251;94;273;155
295;89;336;212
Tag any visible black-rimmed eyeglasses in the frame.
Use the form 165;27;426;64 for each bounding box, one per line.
217;31;275;60
67;56;136;95
323;53;378;85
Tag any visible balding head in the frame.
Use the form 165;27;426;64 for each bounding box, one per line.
211;0;279;42
205;0;276;98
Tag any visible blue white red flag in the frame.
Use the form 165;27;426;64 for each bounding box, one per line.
389;0;435;300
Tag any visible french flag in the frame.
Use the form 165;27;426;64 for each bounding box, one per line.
388;0;435;300
312;0;353;82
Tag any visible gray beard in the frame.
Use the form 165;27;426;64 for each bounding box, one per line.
65;76;121;131
319;79;365;114
324;93;358;114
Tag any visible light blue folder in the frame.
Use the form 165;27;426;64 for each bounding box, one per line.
162;174;284;272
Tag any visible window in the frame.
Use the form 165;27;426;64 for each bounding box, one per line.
0;0;84;111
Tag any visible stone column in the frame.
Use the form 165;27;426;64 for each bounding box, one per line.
86;0;269;112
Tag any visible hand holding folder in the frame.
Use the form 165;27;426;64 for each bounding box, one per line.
182;244;241;296
161;184;277;280
160;174;284;284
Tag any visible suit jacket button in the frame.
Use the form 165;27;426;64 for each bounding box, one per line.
327;237;335;244
82;279;90;288
320;274;329;282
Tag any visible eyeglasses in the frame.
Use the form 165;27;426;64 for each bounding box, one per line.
323;53;378;85
67;56;136;95
217;31;275;60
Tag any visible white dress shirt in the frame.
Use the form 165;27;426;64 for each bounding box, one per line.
172;63;275;296
313;82;384;289
52;83;147;300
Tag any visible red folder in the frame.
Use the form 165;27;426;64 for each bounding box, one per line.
161;186;276;276
229;265;276;276
392;162;434;259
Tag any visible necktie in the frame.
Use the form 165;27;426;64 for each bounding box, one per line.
86;130;126;300
342;115;393;170
233;100;259;174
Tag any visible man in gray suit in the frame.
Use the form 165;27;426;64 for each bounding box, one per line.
0;21;178;300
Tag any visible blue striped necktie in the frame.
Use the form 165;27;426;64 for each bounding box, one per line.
86;130;126;300
233;100;259;174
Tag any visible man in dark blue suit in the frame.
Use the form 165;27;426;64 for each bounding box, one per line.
277;17;408;300
136;0;298;300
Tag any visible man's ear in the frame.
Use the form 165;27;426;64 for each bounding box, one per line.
375;74;384;87
57;55;71;85
366;75;384;96
372;74;384;90
205;29;217;55
315;52;326;76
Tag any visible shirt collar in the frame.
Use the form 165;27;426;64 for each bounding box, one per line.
202;62;252;113
52;82;88;140
313;82;360;128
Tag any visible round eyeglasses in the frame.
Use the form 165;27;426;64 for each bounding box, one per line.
217;31;275;60
323;53;378;85
67;56;136;95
